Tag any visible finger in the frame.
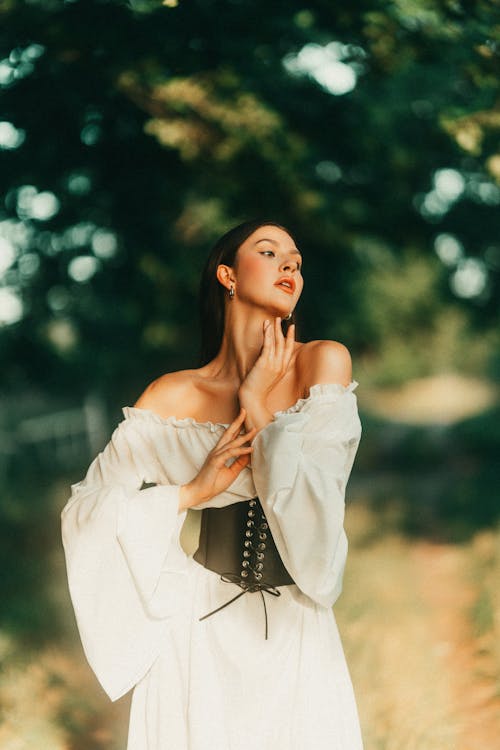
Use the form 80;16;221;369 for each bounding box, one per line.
212;427;256;456
283;323;295;366
212;428;257;462
214;430;255;456
217;408;246;447
267;316;277;360
226;426;257;448
225;445;253;457
261;319;273;361
256;319;272;366
274;316;284;364
227;452;252;475
214;445;253;467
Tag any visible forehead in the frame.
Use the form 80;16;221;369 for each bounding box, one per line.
242;226;301;254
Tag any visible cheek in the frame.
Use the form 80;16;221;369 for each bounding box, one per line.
237;255;268;284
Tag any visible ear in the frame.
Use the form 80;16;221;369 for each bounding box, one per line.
216;264;235;291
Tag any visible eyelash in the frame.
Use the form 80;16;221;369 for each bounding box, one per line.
259;250;302;270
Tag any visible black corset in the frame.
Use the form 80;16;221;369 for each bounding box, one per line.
193;497;294;638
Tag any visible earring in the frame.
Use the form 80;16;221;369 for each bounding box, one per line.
285;312;292;320
229;285;235;299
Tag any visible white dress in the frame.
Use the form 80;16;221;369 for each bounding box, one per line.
61;381;364;750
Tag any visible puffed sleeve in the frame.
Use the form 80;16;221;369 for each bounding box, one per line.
251;382;361;608
61;417;187;702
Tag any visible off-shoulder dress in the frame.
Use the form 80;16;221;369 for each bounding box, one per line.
61;381;364;750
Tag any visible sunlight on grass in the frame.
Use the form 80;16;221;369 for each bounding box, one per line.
0;640;129;750
337;502;500;750
1;496;499;749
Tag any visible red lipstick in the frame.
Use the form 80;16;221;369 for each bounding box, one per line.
274;276;296;294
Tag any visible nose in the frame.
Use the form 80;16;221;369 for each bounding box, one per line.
280;256;300;273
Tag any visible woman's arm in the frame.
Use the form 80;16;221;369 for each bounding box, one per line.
237;314;353;432
133;374;256;511
250;342;361;609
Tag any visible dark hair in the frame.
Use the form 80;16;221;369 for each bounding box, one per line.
198;219;298;366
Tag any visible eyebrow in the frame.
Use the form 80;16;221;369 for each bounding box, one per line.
254;238;302;255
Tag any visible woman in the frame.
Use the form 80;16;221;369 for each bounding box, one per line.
61;219;364;750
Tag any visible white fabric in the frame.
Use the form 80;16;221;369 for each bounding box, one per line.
61;382;364;749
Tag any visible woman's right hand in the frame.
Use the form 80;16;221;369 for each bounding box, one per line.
178;408;256;512
239;317;295;409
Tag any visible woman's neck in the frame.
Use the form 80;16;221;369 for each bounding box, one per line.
207;306;271;384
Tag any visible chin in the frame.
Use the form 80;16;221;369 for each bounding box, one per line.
266;305;290;318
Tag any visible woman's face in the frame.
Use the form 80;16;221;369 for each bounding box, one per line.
230;225;304;317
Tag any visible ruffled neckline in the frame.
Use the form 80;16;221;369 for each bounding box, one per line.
122;380;358;432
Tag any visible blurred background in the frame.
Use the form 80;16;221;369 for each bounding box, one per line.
1;0;499;747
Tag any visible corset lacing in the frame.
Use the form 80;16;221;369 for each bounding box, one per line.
198;498;281;639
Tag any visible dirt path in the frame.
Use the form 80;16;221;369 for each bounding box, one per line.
411;540;500;750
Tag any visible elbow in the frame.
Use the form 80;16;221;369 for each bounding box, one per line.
294;530;348;608
317;571;344;608
296;568;344;609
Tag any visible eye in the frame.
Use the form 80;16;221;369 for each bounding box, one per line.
259;250;275;257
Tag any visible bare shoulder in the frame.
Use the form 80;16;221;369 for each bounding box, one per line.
296;339;353;390
133;369;198;417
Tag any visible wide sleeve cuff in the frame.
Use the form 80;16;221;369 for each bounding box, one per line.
117;483;183;604
61;420;187;701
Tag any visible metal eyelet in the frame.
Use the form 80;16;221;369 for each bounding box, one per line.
236;499;273;590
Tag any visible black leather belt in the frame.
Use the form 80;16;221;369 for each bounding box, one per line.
193;497;294;639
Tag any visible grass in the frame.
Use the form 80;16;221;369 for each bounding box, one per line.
337;501;500;750
1;481;499;749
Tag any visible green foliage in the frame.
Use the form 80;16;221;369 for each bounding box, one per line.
356;402;500;541
0;0;499;405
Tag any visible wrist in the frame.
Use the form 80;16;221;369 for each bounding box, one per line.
237;397;274;433
238;385;268;408
179;482;200;512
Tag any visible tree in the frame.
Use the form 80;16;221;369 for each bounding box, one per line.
1;0;499;406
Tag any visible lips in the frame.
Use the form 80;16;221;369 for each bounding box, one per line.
274;277;296;294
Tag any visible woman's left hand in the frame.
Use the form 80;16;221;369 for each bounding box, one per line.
238;318;295;429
